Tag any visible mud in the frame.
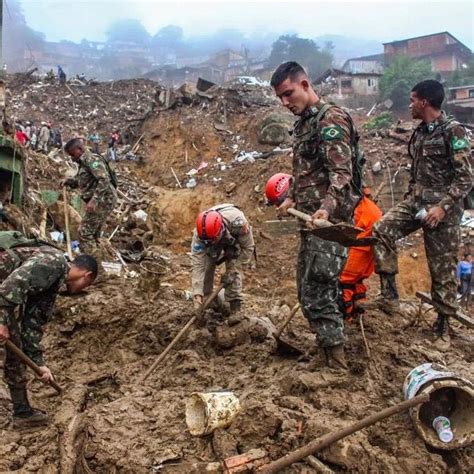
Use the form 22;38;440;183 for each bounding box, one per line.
1;79;473;473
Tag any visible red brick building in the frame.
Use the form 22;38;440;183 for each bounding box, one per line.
383;32;472;75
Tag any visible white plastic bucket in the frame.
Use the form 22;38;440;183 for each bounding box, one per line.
185;391;240;436
403;363;474;450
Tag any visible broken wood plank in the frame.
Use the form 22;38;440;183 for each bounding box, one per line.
415;291;473;329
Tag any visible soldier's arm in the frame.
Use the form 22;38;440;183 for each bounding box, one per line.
438;125;473;212
190;231;207;297
236;223;255;265
318;111;353;217
0;258;62;365
85;156;112;201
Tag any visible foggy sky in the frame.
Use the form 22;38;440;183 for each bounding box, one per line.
16;0;474;48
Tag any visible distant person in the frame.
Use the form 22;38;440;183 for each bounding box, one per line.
372;80;472;350
457;253;472;309
14;126;29;146
88;132;101;154
37;122;50;153
57;65;66;85
107;129;120;161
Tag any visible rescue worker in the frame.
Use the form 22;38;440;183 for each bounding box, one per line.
271;62;362;369
265;174;382;319
0;232;97;426
37;122;50;154
191;204;255;315
372;80;472;350
63;138;117;254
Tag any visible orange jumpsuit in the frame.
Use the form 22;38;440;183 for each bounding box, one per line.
340;195;383;316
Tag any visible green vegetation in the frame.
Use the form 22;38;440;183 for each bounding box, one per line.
363;112;394;131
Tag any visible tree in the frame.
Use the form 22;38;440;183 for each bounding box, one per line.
379;55;434;109
268;34;333;79
106;19;151;45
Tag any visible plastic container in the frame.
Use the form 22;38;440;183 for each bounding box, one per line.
403;363;474;450
433;416;454;443
415;208;428;220
185;391;240;436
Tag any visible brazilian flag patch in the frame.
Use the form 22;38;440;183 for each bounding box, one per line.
322;125;343;141
451;136;469;151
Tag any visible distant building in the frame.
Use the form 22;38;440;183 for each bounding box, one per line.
315;67;381;95
383;32;472;75
447;84;474;124
342;53;384;75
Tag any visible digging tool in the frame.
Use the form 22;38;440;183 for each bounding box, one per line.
273;303;304;355
141;284;225;382
416;291;474;329
287;208;377;247
5;340;63;394
62;187;73;260
258;392;430;473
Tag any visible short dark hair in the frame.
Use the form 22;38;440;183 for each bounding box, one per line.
64;138;84;152
463;252;471;259
270;61;307;88
72;254;98;279
411;80;445;109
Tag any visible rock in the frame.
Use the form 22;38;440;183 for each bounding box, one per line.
48;200;82;239
257;112;294;146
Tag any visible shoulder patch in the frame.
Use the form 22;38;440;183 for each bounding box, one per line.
90;161;101;169
451;136;470;151
321;125;343;141
192;242;205;253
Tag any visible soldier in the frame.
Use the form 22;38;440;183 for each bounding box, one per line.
191;204;255;316
0;232;97;426
271;62;362;369
372;80;472;350
63;138;117;254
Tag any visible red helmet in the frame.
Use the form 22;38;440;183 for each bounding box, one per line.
265;173;292;205
196;210;224;242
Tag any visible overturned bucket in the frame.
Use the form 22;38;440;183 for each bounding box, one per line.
185;391;240;436
403;363;474;450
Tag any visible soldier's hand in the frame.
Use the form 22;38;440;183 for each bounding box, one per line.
277;198;295;218
193;295;203;310
0;324;10;343
86;200;97;212
37;366;54;383
423;206;445;229
308;209;329;229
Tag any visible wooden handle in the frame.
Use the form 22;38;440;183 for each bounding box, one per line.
62;187;73;260
275;303;300;339
5;340;63;394
141;284;224;381
287;208;332;228
258;393;430;473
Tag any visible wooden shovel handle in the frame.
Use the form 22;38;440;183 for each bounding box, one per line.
5;340;63;394
287;208;331;228
275;303;300;339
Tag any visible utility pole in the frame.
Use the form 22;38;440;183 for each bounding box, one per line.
0;0;6;128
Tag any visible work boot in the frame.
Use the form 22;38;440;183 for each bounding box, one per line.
324;344;348;370
11;389;49;428
227;300;245;326
432;314;451;351
377;273;401;316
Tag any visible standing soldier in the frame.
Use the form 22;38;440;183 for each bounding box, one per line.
63;138;117;254
0;231;97;426
372;80;472;350
270;62;362;369
191;204;255;316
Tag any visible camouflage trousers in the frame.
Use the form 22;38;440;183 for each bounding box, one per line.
373;200;461;316
297;232;347;348
2;310;28;393
202;258;242;302
81;192;117;251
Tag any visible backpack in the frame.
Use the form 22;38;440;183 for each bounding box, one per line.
311;103;365;197
0;231;53;267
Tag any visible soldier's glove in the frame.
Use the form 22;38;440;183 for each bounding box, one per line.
224;246;240;261
222;271;238;288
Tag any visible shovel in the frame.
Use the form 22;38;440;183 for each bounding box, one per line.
273;303;304;356
287;208;377;247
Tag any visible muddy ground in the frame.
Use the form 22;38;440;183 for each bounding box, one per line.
0;78;473;473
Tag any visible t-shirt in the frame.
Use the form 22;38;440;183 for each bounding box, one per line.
457;261;472;279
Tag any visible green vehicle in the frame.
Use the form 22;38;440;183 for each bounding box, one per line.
0;132;25;206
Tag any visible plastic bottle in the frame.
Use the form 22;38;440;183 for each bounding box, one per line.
432;416;454;443
415;208;428;220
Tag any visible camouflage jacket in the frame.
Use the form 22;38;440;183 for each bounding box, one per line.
407;112;472;217
191;204;255;296
0;246;68;365
69;150;116;203
290;99;359;223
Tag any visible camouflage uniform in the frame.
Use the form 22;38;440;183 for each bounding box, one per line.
0;246;67;404
373;113;472;316
291;99;359;348
66;150;117;252
191;204;255;303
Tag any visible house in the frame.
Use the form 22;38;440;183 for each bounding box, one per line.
383;32;472;75
447;84;474;124
342;53;384;75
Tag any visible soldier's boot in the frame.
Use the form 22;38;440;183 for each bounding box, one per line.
11;389;49;428
324;344;348;370
432;314;451;351
227;300;245;326
376;273;401;315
